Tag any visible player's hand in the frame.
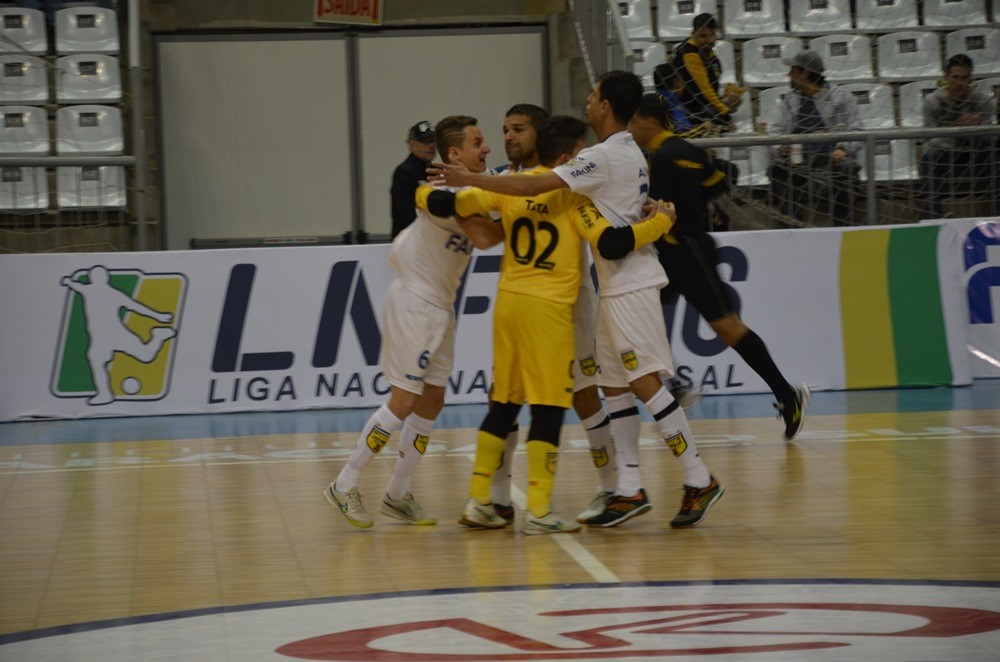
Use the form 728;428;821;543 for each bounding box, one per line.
643;199;676;222
427;161;472;187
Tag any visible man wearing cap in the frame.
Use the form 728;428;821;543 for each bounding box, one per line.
671;13;744;130
390;121;436;238
767;49;862;226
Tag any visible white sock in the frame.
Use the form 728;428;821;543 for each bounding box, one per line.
605;392;642;497
491;424;519;506
644;386;710;488
579;408;616;493
386;413;435;501
335;404;402;492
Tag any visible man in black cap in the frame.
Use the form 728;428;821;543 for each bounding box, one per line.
390;121;436;238
767;50;863;226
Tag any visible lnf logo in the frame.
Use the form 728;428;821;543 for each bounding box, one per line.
51;266;186;405
211;257;499;373
965;224;1000;325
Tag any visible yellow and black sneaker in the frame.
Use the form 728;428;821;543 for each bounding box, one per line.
775;383;811;440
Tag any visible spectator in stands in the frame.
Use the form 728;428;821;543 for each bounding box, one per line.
389;120;436;238
919;53;999;220
767;50;863;226
671;12;744;131
653;62;738;229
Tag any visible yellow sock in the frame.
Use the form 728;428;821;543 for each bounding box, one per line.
468;430;506;503
526;440;558;517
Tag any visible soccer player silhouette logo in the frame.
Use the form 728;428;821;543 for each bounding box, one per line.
59;266;177;405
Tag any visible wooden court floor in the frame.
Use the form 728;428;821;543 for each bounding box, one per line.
1;382;998;660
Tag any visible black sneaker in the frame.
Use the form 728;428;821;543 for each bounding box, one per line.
585;489;652;527
669;477;724;529
774;383;811;440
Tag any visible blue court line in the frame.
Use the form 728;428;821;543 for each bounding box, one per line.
1;577;997;645
2;380;997;447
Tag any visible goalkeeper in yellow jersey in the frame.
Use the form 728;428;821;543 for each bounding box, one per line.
417;115;676;534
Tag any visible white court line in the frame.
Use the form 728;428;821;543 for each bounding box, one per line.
509;484;621;584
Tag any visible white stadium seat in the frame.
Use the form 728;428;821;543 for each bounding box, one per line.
788;0;851;35
55;7;119;55
632;41;668;89
722;0;785;38
741;36;802;88
617;0;655;41
714;39;737;86
897;79;942;127
876;31;943;82
0;104;49;154
57;165;125;209
855;0;919;33
0;8;47;54
56;104;124;155
0;54;48;104
0;165;48;210
55;54;122;103
756;84;791;130
713;143;770;186
838;83;895;129
921;0;987;29
809;35;875;84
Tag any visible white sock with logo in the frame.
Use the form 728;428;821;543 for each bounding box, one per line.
606;392;642;497
491;424;519;506
579;409;617;493
335;404;402;492
644;386;710;488
386;413;435;501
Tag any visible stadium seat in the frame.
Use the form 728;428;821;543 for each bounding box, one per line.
657;0;717;40
55;104;123;155
876;31;943;82
921;0;987;29
788;0;851;35
844;83;918;182
714;39;737;86
838;83;895;129
727;90;753;133
0;165;48;210
55;6;119;55
0;54;47;104
897;79;942;127
56;165;125;208
855;0;919;33
0;7;47;54
55;54;122;103
721;0;785;38
0;104;48;154
756;84;791;130
945;28;1000;77
632;41;668;90
809;35;875;84
741;36;802;88
617;0;655;42
978;76;1000;104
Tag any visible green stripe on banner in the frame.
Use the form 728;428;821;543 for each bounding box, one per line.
841;230;896;388
887;225;952;385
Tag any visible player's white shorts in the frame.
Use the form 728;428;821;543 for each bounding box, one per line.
573;283;600;392
382;279;456;394
596;285;674;388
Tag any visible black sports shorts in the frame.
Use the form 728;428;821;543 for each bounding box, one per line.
656;233;735;323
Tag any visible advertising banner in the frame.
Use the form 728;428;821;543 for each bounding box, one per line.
0;224;976;422
314;0;382;25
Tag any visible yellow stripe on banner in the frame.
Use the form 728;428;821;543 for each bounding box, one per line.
840;230;897;388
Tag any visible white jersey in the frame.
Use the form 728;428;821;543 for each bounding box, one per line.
552;130;667;297
387;194;474;310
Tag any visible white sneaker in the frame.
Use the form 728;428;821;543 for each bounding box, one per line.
576;490;615;523
457;498;507;529
323;482;373;528
523;511;582;535
379;492;437;525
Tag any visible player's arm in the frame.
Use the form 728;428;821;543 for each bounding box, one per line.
416;185;504;248
428;161;566;196
60;276;86;293
682;50;730;118
574;199;676;259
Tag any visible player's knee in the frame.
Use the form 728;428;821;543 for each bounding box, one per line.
527;405;564;446
481;401;521;438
